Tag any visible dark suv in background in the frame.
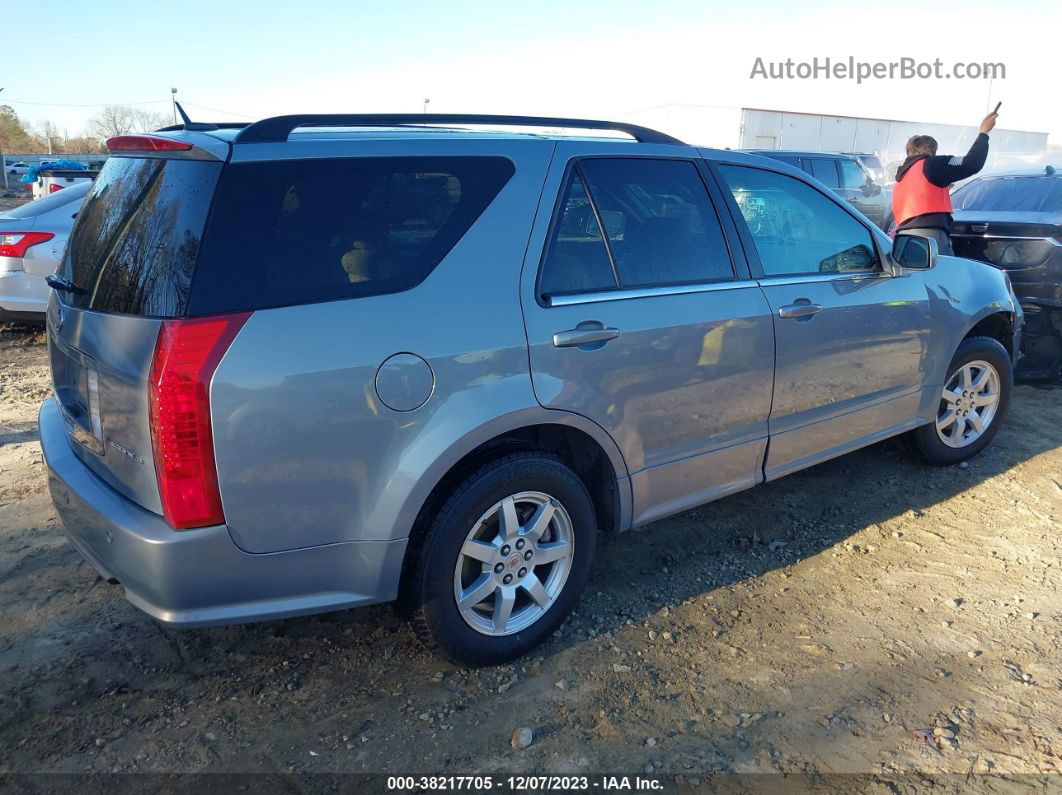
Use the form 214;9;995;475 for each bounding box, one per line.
744;150;888;229
952;166;1062;381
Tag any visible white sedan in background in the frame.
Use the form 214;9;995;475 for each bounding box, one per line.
0;181;91;322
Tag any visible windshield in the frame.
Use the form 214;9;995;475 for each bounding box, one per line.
952;176;1062;213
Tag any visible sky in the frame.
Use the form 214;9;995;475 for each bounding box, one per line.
4;0;1060;147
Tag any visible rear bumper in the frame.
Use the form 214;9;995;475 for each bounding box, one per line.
0;270;47;319
39;398;407;627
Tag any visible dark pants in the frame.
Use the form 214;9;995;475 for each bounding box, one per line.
901;227;954;256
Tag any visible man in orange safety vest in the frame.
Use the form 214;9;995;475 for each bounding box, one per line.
892;110;998;255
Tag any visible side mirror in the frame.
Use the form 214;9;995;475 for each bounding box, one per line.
891;232;938;271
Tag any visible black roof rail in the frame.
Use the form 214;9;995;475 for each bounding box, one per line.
233;114;685;145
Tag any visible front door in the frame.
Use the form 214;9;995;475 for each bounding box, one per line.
520;146;775;527
713;161;931;479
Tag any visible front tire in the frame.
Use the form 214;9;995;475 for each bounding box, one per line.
402;452;596;666
911;336;1012;465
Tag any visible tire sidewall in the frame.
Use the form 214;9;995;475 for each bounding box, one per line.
917;337;1012;465
416;455;596;665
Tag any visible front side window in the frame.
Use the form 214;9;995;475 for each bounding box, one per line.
840;159;869;190
539;158;733;298
809;159;840;188
718;164;880;277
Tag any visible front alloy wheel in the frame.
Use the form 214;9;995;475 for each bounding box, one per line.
935;360;1001;448
910;335;1012;466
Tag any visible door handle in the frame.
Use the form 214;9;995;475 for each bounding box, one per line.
552;325;620;348
777;302;823;319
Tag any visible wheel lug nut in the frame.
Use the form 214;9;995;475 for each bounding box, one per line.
500;545;511;555
503;574;513;585
518;567;527;578
524;550;533;561
515;539;525;550
494;563;504;574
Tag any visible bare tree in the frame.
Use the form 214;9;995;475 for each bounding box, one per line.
37;120;61;154
87;105;168;140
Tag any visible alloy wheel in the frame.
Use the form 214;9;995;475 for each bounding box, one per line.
935;359;1001;448
453;491;574;636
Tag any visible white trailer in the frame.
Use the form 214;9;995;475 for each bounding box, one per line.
617;105;1050;180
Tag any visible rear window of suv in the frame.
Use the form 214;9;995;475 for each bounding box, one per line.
60;157;222;317
188;156;515;315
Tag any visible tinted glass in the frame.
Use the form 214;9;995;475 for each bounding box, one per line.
189;156;513;315
840;160;868;190
766;154;800;168
539;172;617;297
809;159;840;188
952;176;1062;213
60;157;222;316
579;158;734;288
719;164;880;276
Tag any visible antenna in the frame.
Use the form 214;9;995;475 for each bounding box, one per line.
174;101;193;126
162;102;223;132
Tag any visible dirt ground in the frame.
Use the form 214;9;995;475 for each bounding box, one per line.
0;319;1059;787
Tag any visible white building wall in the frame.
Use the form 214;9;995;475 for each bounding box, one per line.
617;105;1049;176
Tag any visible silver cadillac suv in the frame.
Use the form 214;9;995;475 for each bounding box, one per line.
40;114;1022;665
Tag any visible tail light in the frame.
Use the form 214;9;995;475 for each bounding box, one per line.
148;313;250;529
0;232;55;260
48;184;65;193
107;135;194;152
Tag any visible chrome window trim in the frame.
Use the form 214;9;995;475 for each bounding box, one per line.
756;271;887;287
951;234;1061;245
547;279;758;306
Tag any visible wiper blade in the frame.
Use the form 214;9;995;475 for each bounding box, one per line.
45;274;86;295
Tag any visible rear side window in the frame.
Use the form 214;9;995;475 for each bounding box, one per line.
539;158;733;298
537;172;617;297
188;156;514;315
60;157;221;317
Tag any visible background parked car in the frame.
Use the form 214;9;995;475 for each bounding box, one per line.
0;180;91;322
742;150;889;229
6;161;30;176
31;168;99;199
952;166;1062;381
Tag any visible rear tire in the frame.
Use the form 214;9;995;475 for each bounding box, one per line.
402;452;596;666
910;336;1012;465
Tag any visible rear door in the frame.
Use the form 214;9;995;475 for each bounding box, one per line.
49;152;223;513
711;159;931;479
521;143;775;527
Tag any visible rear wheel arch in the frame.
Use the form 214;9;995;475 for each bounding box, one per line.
404;419;627;544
